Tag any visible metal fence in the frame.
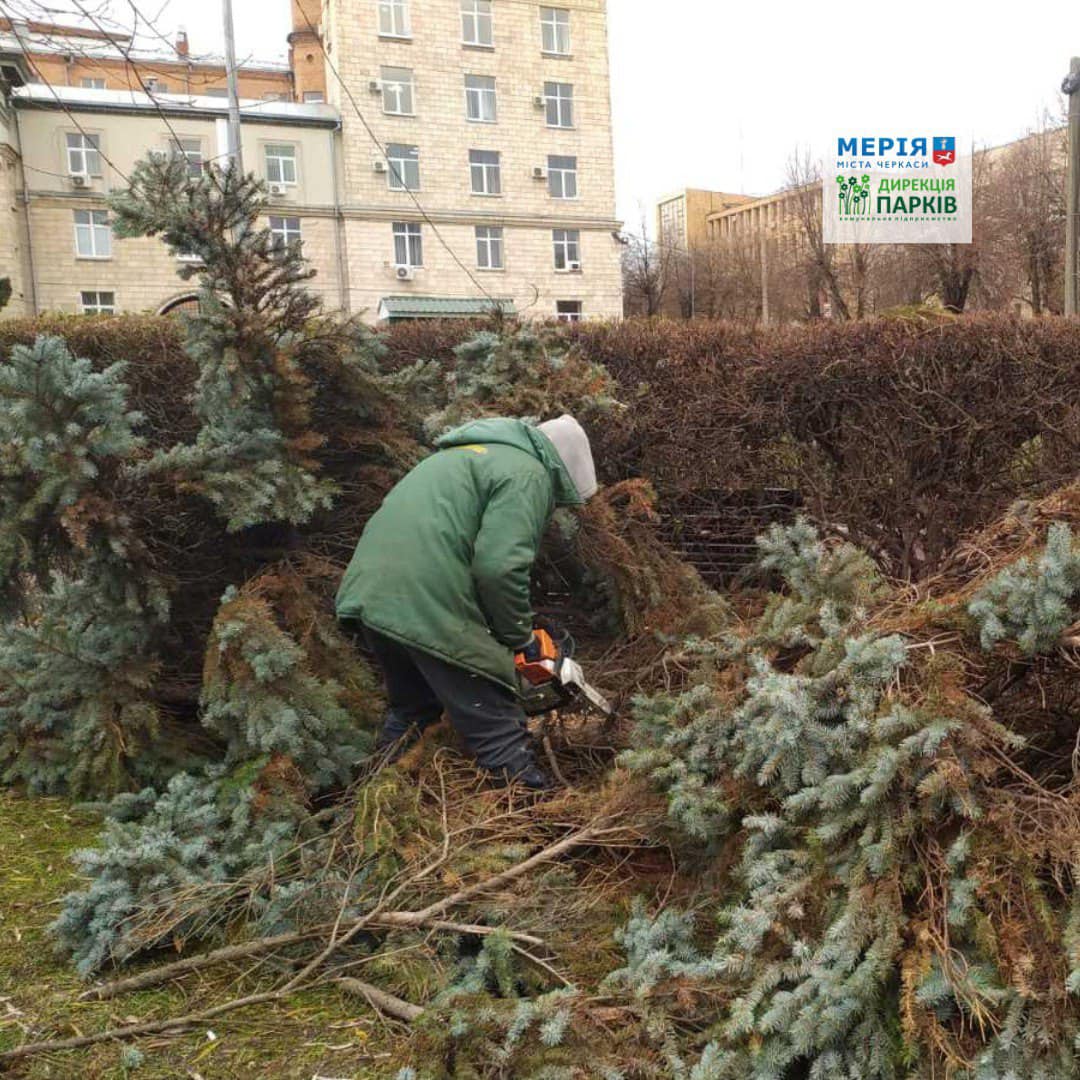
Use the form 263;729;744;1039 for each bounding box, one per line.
661;488;803;587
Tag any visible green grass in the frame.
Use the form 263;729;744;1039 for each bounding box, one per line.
0;792;406;1079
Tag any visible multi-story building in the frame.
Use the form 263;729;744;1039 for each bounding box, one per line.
5;82;343;318
321;0;622;321
656;188;755;256
0;1;622;324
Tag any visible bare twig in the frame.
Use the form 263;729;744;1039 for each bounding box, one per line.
334;978;424;1022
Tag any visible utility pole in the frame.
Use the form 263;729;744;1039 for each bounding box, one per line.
1065;57;1080;316
222;0;244;173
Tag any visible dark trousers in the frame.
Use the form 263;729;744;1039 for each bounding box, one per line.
359;625;533;772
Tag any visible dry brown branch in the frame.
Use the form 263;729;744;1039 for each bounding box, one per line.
14;827;609;1065
334;977;424;1022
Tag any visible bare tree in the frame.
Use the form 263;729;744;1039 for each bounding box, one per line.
621;210;670;317
786;147;851;320
983;116;1067;314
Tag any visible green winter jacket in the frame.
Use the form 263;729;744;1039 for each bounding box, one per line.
335;418;584;692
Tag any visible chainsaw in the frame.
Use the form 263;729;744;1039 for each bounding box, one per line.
515;628;614;719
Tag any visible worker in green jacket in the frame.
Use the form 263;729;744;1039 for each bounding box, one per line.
336;414;598;790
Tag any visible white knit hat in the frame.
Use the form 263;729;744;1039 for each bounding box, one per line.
538;414;598;501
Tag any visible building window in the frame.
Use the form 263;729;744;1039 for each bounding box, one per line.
552;228;580;271
540;6;570;54
146;77;169;94
303;90;325;103
387;143;420;190
381;67;414;115
378;0;411;37
461;0;493;46
170;137;204;179
269;215;302;252
393;222;423;267
464;74;496;123
80;290;115;315
544;82;573;128
469;149;501;195
548;154;577;198
81;77;106;89
475;226;504;269
74;209;112;259
206;88;230;98
265;144;298;185
556;300;582;322
66;132;102;177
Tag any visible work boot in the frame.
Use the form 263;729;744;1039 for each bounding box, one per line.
374;716;422;764
487;751;557;792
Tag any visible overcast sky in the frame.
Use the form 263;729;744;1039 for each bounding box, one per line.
29;0;1080;228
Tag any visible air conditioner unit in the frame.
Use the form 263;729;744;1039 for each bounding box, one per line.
532;166;547;180
533;94;546;109
568;260;582;272
373;159;388;173
395;265;415;281
268;182;289;197
368;79;382;93
70;173;88;188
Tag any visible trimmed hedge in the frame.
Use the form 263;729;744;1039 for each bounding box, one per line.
9;312;1080;580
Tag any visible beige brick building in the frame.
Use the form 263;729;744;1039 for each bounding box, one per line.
1;81;342;318
322;0;622;320
0;0;622;324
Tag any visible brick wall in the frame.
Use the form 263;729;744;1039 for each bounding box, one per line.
326;0;623;320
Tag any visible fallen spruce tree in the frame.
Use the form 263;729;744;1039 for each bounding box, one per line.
2;157;1080;1077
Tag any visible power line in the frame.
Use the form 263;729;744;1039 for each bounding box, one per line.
0;1;132;183
296;6;503;309
69;0;194;155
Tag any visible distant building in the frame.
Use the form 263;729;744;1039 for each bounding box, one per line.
656;188;755;255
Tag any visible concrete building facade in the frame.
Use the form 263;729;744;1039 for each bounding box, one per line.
322;0;622;320
0;1;622;324
6;85;342;318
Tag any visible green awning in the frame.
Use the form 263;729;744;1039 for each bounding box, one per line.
377;296;516;321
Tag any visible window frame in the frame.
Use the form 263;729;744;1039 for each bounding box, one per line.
464;74;497;123
303;90;326;103
73;208;112;260
169;136;205;180
66;132;102;177
80;77;106;90
556;300;583;323
552;228;581;272
392;221;423;268
461;0;494;47
377;0;411;38
547;154;578;199
265;143;299;186
381;66;415;116
468;149;502;196
268;215;303;253
475;225;504;270
80;290;116;315
544;81;574;128
386;143;420;191
540;6;571;55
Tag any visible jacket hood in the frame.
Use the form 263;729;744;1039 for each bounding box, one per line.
436;417;585;506
538;415;598;502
